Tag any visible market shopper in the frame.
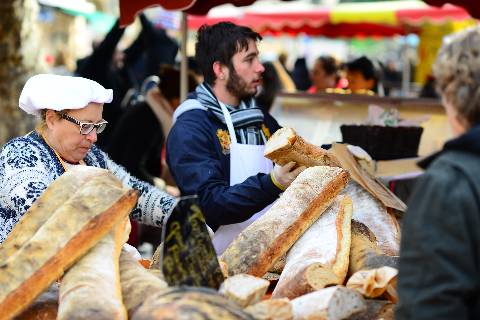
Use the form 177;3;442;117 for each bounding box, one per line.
344;56;380;95
0;74;177;243
396;26;480;319
166;22;305;254
308;55;339;93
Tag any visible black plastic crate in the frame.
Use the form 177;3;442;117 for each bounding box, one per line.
340;125;423;160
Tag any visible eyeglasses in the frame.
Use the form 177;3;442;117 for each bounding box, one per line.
61;113;108;135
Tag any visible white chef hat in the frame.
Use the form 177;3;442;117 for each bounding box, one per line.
19;74;113;116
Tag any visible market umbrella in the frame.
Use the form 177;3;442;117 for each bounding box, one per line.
188;0;472;37
424;0;480;19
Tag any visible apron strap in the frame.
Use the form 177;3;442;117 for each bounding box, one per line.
219;102;238;144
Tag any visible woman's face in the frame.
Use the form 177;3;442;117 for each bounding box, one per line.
311;61;336;91
46;102;104;163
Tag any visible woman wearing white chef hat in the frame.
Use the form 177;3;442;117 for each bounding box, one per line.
0;74;177;243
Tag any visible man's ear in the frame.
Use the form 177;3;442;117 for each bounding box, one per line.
213;61;227;81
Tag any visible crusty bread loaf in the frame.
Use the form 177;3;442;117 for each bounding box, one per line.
349;220;398;276
219;274;270;308
346;266;398;299
131;287;254;320
0;173;138;320
244;298;293;320
264;128;340;168
348;300;395;320
221;166;349;278
342;181;401;256
57;218;131;320
15;283;59;320
0;166;114;263
272;196;353;299
291;285;365;320
119;248;168;317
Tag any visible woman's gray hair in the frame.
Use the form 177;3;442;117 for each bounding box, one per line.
433;26;480;128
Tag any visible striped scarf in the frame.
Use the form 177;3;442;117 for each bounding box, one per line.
196;83;267;145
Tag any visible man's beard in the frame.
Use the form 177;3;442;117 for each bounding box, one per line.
226;66;257;101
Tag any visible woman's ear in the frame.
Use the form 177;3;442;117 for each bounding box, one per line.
45;110;58;129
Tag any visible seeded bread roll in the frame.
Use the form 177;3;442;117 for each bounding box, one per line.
221;166;349;278
272;196;353;299
264;128;340;168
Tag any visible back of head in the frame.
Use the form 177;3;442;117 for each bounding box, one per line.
433;26;480;128
317;56;339;76
195;22;262;85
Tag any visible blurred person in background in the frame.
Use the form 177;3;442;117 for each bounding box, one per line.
396;26;480;319
291;57;312;91
308;55;339;93
108;65;198;250
344;56;381;95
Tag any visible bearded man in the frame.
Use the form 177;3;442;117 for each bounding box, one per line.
166;22;304;254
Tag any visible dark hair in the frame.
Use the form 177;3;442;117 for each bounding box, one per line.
195;22;262;85
157;65;198;101
316;56;338;76
345;56;377;81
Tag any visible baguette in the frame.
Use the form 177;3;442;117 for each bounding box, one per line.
0;166;113;262
290;286;365;320
348;300;395;320
264;128;340;168
221;166;349;278
272;196;352;299
57;218;131;320
14;283;59;320
0;173;138;320
119;248;168;317
219;274;270;308
244;298;293;320
342;181;400;256
131;287;254;320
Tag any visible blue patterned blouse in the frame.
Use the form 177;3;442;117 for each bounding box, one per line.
0;131;176;243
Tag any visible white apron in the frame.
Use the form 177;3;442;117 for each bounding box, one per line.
212;103;274;254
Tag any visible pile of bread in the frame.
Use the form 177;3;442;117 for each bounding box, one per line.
219;128;402;319
0;128;402;320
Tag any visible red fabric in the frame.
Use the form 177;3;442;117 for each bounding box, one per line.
119;0;196;25
119;0;273;26
396;3;471;25
424;0;480;19
127;219;139;247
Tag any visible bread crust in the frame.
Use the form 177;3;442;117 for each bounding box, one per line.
221;166;349;278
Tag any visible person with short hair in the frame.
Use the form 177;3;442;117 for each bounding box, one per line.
396;26;480;319
345;56;379;94
0;74;177;243
167;22;305;254
308;55;339;93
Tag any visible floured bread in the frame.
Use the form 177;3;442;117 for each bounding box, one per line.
221;166;349;278
264;128;340;168
342;181;400;255
273;196;353;299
